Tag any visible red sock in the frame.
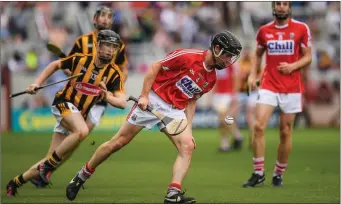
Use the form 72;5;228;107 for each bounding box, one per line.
78;162;95;181
85;163;95;173
168;183;182;192
273;161;287;176
253;157;265;175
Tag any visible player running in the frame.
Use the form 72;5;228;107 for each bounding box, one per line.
243;1;312;187
212;64;243;152
65;31;242;203
67;6;128;134
30;6;129;188
6;30;126;197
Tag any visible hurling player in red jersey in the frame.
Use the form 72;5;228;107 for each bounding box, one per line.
66;31;242;203
212;64;243;152
243;1;312;188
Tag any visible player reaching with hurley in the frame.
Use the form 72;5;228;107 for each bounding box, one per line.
67;6;128;133
6;30;126;197
243;1;312;188
30;6;129;189
66;31;242;203
62;6;128;135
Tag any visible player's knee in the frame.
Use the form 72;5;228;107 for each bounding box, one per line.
254;120;265;137
180;139;195;155
73;127;89;141
279;123;292;140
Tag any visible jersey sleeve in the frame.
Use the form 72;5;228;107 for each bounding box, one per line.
256;28;266;48
58;54;77;72
115;43;127;66
107;70;125;94
159;50;187;70
301;23;312;48
68;38;82;56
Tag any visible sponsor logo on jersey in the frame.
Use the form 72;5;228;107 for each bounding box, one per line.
176;76;202;98
267;40;294;55
75;82;101;96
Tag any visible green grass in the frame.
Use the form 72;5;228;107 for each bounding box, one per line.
1;128;340;203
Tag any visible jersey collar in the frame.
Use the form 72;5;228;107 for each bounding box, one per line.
274;18;291;29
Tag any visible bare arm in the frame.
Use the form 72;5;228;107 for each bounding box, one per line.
248;47;265;88
277;47;312;74
34;60;60;85
105;92;126;109
62;69;72;77
140;61;162;97
294;47;312;71
251;47;265;78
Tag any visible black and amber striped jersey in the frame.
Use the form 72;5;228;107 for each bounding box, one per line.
53;53;124;118
68;31;127;106
68;31;127;67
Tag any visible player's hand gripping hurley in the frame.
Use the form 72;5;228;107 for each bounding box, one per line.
247;78;261;96
9;73;83;98
127;96;188;136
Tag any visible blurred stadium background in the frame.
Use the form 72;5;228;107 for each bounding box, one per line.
1;1;340;132
1;2;340;203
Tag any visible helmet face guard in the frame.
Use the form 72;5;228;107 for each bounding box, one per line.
97;30;121;64
212;48;240;70
211;31;242;70
272;1;292;21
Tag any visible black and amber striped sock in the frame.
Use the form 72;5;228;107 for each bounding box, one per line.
45;151;62;168
12;174;26;187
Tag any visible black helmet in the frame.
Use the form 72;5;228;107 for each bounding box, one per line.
272;1;292;20
93;6;113;30
97;30;121;64
97;30;120;45
210;30;242;69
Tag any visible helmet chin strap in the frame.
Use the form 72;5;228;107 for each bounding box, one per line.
212;48;226;70
213;48;224;58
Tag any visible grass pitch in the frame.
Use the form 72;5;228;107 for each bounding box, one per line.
1;128;339;203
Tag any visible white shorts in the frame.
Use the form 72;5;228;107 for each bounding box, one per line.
127;91;186;130
51;102;80;135
257;89;302;113
87;104;106;126
238;92;258;108
212;93;233;113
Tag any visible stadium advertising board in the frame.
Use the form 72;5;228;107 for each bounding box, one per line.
11;107;280;132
